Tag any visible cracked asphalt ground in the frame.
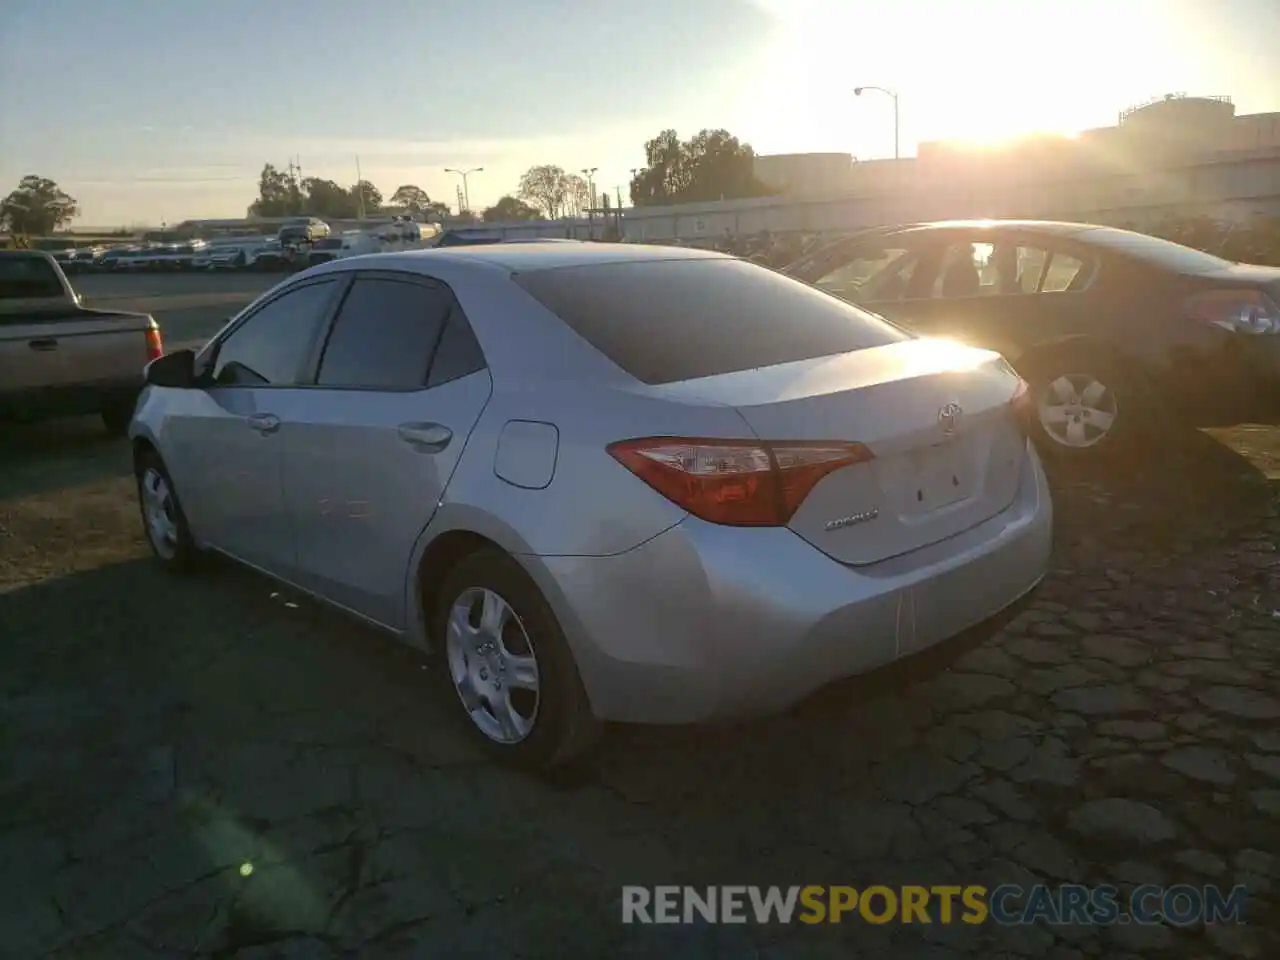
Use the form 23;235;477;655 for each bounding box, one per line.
2;276;1279;958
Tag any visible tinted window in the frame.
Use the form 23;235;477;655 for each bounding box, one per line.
427;311;487;387
212;280;339;386
316;278;449;389
515;258;910;385
814;247;912;300
1041;252;1087;292
1081;228;1233;274
0;256;63;299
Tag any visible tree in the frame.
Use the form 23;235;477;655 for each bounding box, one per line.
517;164;571;219
389;184;431;213
563;174;591;217
0;175;79;235
629;129;772;206
350;180;382;215
483;196;541;222
248;163;303;217
423;201;452;221
302;178;357;218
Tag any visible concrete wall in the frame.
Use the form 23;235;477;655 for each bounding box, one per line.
616;147;1280;242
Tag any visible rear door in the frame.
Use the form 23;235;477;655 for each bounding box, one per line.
894;234;1100;361
275;271;492;627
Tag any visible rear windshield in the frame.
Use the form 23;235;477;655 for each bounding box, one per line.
514;258;910;385
0;256;63;299
1081;228;1234;274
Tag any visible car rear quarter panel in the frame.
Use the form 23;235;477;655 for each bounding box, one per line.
435;378;761;558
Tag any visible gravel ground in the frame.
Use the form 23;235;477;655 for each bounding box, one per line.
1;405;1279;956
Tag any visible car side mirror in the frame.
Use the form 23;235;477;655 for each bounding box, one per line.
145;348;196;388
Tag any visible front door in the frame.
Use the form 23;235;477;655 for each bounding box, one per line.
278;273;492;628
166;277;345;576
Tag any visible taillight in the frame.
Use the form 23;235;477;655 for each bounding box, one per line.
607;437;874;527
1185;289;1280;335
145;320;163;360
1010;378;1035;436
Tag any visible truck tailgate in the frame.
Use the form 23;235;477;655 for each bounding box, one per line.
0;311;153;391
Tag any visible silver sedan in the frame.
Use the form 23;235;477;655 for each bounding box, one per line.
130;243;1053;769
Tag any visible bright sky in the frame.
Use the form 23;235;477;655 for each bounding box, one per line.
2;0;1278;226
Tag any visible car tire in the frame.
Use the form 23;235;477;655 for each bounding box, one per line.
1018;346;1151;462
135;450;199;573
101;397;135;437
432;548;601;771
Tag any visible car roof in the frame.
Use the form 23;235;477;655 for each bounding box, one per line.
321;241;729;275
874;219;1102;238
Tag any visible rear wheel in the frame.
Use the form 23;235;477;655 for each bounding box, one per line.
1018;348;1150;461
432;548;600;770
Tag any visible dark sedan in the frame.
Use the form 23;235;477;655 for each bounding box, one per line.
784;219;1280;461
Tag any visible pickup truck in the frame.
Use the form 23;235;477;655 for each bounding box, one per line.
0;250;164;435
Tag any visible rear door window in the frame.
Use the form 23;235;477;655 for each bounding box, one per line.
514;257;910;385
1040;252;1087;292
315;277;451;390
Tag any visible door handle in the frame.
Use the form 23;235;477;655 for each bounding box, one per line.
397;422;452;452
247;413;281;434
28;338;58;351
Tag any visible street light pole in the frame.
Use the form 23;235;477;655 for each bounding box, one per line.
854;86;900;160
581;167;598;237
444;167;484;214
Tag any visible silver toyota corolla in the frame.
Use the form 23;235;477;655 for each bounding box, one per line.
130;243;1053;768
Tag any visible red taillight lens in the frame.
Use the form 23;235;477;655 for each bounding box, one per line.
1010;378;1034;436
1185;289;1280;335
607;437;874;527
145;321;164;360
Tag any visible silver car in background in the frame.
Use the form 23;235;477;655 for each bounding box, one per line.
129;243;1053;768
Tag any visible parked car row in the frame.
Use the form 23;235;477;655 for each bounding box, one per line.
49;217;442;276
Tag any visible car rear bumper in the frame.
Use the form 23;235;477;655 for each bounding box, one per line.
536;442;1053;724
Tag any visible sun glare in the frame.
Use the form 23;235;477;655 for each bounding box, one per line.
742;0;1162;157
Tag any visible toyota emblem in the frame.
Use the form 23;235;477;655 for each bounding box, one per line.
938;402;963;437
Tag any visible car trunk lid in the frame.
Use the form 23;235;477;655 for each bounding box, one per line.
653;339;1027;565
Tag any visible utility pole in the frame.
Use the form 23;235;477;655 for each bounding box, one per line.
355;155;365;219
581;167;597;238
455;185;465;218
445;167;483;215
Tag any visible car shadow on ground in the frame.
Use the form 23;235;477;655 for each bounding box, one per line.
0;418;132;502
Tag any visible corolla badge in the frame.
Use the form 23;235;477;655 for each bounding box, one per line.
938;401;963;437
825;509;879;532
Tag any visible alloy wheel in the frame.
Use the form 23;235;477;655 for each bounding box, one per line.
444;587;541;744
140;467;179;559
1036;373;1119;449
